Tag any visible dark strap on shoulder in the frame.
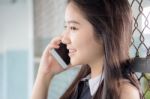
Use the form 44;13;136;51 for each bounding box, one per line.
71;80;92;99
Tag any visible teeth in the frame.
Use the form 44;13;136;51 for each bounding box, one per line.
69;49;76;53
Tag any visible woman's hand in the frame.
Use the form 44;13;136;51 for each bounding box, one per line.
31;36;70;99
38;36;68;78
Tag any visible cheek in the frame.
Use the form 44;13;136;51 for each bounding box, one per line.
71;32;91;52
69;33;92;64
71;32;100;64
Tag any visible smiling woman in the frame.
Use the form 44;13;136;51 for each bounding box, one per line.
31;0;144;99
62;3;103;70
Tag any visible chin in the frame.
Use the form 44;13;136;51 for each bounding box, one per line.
70;58;83;66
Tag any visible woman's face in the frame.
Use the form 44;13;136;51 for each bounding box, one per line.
62;3;103;66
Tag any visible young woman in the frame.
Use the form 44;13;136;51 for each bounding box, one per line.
31;0;143;99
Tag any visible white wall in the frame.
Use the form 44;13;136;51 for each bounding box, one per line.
0;0;34;99
0;3;29;50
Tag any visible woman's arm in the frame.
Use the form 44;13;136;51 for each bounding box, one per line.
31;72;53;99
31;36;66;99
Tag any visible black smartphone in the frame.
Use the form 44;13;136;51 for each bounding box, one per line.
50;43;70;69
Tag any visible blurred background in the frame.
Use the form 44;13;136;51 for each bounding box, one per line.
0;0;150;99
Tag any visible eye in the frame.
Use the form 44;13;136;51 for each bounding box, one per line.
70;26;78;30
64;25;67;29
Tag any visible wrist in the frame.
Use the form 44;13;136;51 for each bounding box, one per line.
38;65;55;79
35;70;54;87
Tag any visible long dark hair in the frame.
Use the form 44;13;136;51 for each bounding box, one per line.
60;0;143;99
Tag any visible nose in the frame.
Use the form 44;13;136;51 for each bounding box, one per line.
61;31;71;45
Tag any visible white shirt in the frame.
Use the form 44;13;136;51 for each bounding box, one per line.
81;74;103;96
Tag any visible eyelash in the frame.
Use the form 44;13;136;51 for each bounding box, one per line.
70;26;78;30
64;26;78;31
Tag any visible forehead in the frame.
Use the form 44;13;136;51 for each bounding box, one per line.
65;3;86;24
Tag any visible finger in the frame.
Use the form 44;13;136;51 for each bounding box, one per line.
44;36;63;54
44;44;59;56
44;37;61;52
50;36;62;45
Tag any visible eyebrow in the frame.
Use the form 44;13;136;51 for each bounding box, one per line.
65;20;80;25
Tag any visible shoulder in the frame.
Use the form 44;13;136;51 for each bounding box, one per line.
119;79;140;99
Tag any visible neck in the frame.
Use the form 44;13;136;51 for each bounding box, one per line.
89;56;103;78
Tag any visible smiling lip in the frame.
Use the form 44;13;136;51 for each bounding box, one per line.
68;49;77;56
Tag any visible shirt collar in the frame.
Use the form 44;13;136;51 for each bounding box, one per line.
81;73;103;96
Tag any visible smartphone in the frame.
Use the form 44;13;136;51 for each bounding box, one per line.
50;43;70;69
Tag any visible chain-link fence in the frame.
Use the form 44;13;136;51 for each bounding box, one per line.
129;0;150;98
